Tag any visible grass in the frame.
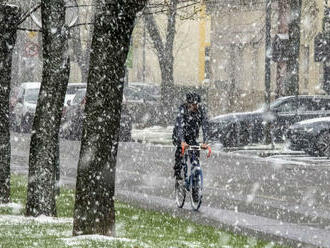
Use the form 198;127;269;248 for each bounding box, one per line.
0;174;286;248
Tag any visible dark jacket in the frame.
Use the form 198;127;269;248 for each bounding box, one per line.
172;103;209;145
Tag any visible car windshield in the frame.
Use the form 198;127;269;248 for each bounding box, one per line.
258;98;296;112
25;88;40;104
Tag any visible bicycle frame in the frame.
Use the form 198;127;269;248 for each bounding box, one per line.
182;146;203;192
175;144;211;210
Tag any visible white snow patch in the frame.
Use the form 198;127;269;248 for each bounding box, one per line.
132;126;173;144
64;235;134;242
179;240;201;248
0;214;72;225
0;202;23;213
186;225;194;234
62;235;143;247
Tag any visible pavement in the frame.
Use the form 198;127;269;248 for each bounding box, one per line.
10;129;330;248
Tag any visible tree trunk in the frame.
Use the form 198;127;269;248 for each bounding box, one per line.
286;0;302;96
73;1;146;236
71;0;96;83
26;0;70;217
159;55;175;122
275;0;289;98
144;0;178;124
0;4;20;204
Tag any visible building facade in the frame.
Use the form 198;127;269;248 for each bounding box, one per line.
206;0;278;116
206;0;328;117
127;9;206;87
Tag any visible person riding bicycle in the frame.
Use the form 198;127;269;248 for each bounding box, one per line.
172;92;209;180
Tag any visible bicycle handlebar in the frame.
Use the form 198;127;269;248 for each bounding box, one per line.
181;144;212;158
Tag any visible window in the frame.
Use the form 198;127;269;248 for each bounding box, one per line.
66;85;86;95
298;98;315;111
319;99;330;111
276;100;297;113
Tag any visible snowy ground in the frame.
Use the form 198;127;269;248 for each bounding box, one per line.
8;128;330;247
132;125;174;145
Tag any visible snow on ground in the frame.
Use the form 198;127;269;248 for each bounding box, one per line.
62;235;147;247
0;214;72;225
0;202;23;214
0;213;150;247
132;125;173;144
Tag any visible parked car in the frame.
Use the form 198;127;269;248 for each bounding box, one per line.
123;83;161;127
285;117;330;157
10;82;87;133
60;89;132;142
127;82;161;100
11;82;41;132
208;95;330;147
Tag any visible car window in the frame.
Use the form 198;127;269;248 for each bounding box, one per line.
66;85;86;95
297;98;314;112
319;99;330;111
275;100;297;113
299;98;330;111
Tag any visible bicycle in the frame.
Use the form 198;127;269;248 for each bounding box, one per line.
175;144;211;211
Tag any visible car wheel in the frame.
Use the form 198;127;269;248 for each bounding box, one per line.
316;131;330;157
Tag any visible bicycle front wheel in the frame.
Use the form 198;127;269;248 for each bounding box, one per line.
175;179;186;208
190;172;203;211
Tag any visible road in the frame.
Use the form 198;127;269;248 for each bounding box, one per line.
10;132;330;247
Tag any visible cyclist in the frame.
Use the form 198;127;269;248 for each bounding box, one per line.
172;92;209;180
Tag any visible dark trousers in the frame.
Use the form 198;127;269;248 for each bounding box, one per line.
173;141;200;175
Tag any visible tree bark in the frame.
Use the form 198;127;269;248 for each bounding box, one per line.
275;0;289;98
144;0;178;124
0;4;20;204
71;0;96;83
73;0;146;236
286;0;302;96
26;0;70;217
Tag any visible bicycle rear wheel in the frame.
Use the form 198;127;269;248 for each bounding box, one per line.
175;179;186;208
190;172;203;211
